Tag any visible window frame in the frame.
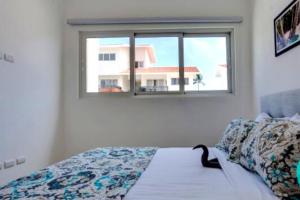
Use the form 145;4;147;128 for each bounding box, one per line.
183;33;233;94
79;28;235;97
134;33;182;95
79;32;133;97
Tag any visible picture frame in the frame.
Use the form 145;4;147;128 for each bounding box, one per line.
274;0;300;57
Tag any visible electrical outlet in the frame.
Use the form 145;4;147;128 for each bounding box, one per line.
4;160;15;169
4;54;14;63
16;157;26;165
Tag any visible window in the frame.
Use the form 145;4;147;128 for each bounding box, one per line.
184;36;228;91
171;78;189;85
171;78;178;85
185;78;189;85
85;37;130;93
81;29;234;96
100;79;118;88
135;36;179;93
99;79;120;93
144;79;166;92
110;53;116;60
99;53;116;61
99;54;104;61
135;61;144;68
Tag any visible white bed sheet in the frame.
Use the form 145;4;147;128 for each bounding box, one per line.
125;148;278;200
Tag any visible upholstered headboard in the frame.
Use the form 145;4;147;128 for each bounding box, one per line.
261;89;300;118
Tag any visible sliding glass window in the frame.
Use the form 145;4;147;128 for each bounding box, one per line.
81;30;233;96
184;34;229;92
135;35;180;94
85;36;130;93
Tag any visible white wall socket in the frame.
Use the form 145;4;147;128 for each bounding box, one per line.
16;157;26;165
4;53;14;63
4;160;15;169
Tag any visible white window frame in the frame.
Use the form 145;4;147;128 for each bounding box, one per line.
79;28;235;97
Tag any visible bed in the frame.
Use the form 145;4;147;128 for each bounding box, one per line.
1;89;300;200
125;148;278;200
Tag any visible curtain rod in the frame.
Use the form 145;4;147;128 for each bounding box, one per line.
67;17;243;26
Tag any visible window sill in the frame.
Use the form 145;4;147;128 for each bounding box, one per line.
132;91;235;99
80;91;235;99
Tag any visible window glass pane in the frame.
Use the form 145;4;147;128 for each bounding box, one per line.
86;37;130;93
99;54;104;61
135;37;179;93
185;78;189;85
110;53;116;61
103;54;110;61
171;78;177;85
184;36;228;91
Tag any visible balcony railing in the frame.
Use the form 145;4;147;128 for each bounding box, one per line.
99;86;123;93
140;86;169;92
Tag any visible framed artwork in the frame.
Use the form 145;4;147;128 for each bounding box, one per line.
274;0;300;57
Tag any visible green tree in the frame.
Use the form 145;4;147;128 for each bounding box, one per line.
193;74;205;91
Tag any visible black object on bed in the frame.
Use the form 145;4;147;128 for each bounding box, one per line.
193;144;222;169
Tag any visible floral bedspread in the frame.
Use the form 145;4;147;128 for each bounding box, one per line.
0;147;157;200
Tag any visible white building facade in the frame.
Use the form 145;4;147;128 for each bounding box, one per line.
86;40;226;93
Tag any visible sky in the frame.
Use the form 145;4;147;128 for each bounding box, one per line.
98;36;227;87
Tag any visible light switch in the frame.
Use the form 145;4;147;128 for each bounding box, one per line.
4;160;15;169
16;157;26;165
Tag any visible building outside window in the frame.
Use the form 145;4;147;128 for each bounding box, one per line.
82;30;233;95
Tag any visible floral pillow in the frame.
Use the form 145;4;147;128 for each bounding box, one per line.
216;119;257;163
240;120;300;199
240;121;271;171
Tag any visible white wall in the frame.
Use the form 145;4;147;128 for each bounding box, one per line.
0;0;64;184
63;0;254;157
252;0;300;111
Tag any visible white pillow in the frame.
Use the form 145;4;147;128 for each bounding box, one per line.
255;113;272;122
291;113;300;122
255;112;300;123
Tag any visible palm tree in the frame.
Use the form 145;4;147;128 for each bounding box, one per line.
193;74;205;91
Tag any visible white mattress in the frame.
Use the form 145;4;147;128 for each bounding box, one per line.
125;148;278;200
